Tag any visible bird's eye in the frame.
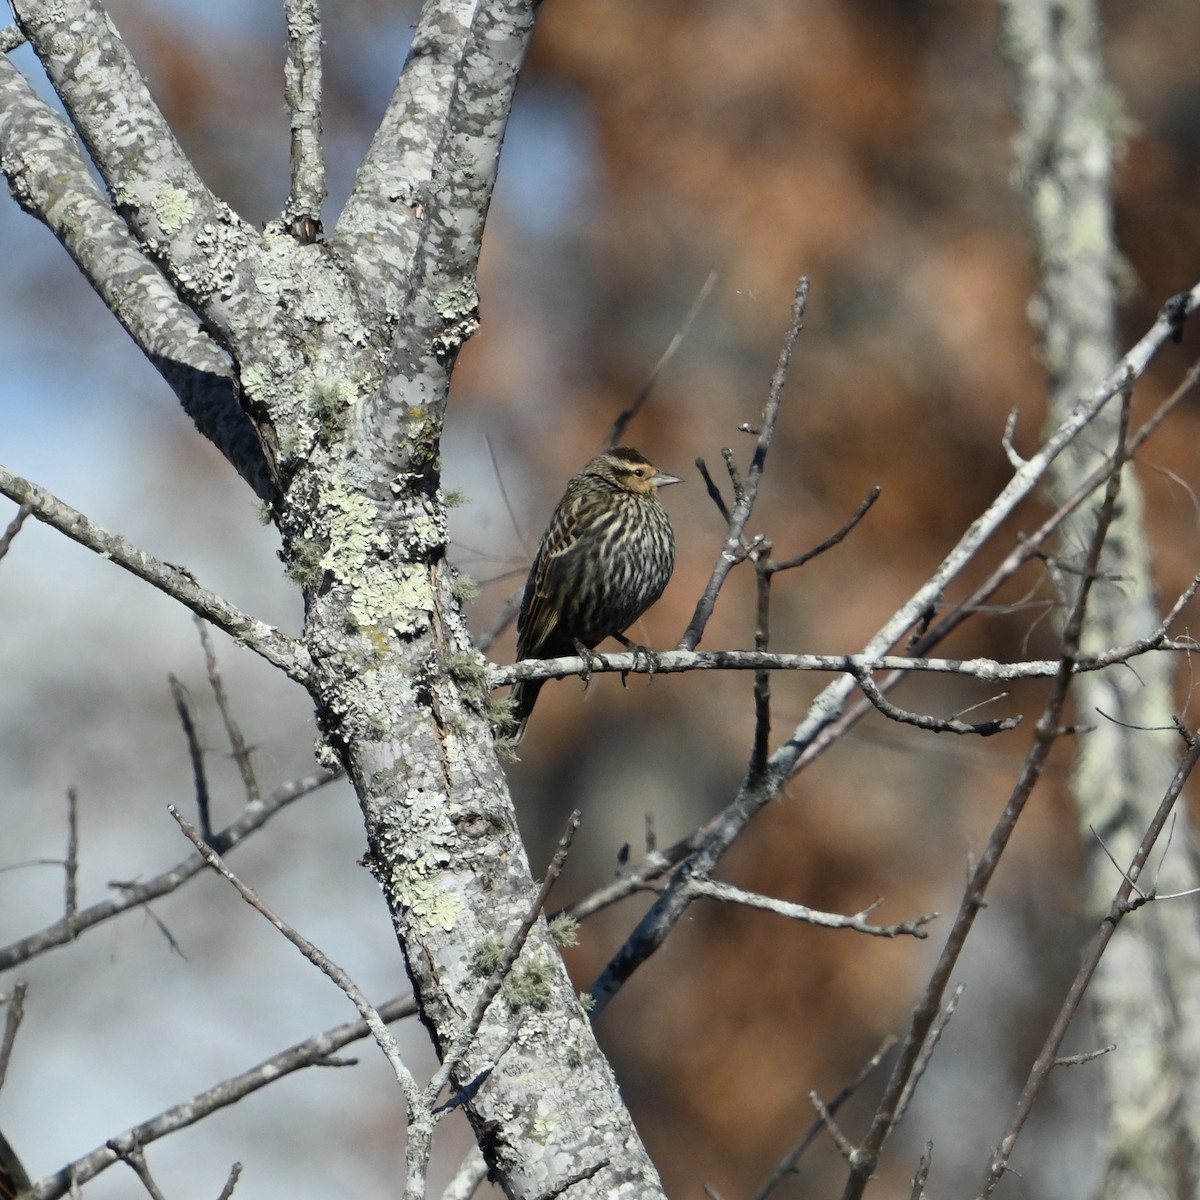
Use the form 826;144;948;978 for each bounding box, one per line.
633;468;645;477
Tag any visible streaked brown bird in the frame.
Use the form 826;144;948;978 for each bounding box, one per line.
0;1130;30;1200
511;446;681;741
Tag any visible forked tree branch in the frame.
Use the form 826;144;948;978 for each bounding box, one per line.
24;993;418;1200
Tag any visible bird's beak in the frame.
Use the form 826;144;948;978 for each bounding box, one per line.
652;471;683;488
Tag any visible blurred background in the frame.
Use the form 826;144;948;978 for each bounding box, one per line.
3;1;1200;1197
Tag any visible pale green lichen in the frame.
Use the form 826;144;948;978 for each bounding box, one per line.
548;914;579;949
241;361;273;400
471;936;506;976
155;185;195;232
447;651;488;685
401;874;466;933
451;573;479;603
319;478;383;577
492;734;521;763
503;957;555;1010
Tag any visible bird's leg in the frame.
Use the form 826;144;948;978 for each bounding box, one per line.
612;633;659;688
573;640;603;690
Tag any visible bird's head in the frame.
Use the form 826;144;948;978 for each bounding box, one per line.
590;446;683;496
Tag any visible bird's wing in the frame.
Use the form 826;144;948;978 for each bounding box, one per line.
516;500;590;659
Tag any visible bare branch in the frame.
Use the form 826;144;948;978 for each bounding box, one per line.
851;667;1021;737
770;487;881;574
169;807;421;1106
439;1147;488;1200
197;621;261;807
679;276;810;650
752;1036;896;1200
979;725;1200;1197
895;985;965;1126
0;981;27;1092
606;269;718;449
0;501;31;564
810;1093;855;1161
169;675;213;842
63;787;79;922
1054;1045;1115;1067
12;0;257;328
25;993;417;1200
750;542;774;779
695;457;734;524
0;465;309;680
108;1143;168;1200
909;1143;933;1200
430;810;581;1102
0;769;338;972
0;60;272;501
214;1163;243;1200
685;878;934;939
840;391;1134;1200
491;640;1193;689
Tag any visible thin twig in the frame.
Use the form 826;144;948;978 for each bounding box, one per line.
685;878;934;939
606;269;718;449
109;1143;168;1200
811;1093;856;1161
0;769;338;972
910;1143;933;1200
64;787;79;921
215;1163;243;1200
169;674;213;842
429;810;581;1102
197;620;260;807
0;501;32;564
679;276;810;650
486;435;529;557
770;487;881;574
753;1036;896;1200
1054;1045;1115;1067
0;981;27;1092
979;723;1200;1197
170;807;420;1103
852;668;1021;737
894;984;965;1126
26;992;416;1200
750;541;774;779
696;457;734;524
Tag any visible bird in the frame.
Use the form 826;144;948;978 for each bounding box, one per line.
0;1131;30;1200
511;445;681;741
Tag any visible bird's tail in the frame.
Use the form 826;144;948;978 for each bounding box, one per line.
507;677;545;744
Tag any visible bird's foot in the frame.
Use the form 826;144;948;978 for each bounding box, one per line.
573;640;603;690
613;634;660;688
